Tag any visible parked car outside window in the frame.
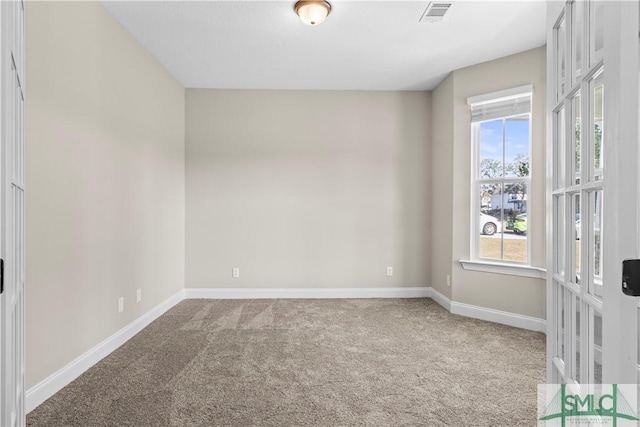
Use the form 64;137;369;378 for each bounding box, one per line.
480;213;502;236
513;213;527;234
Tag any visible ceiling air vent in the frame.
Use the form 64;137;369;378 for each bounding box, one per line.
419;2;453;23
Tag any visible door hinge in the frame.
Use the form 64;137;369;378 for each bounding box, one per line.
0;258;3;294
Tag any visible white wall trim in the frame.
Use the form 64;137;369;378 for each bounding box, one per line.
459;259;547;279
184;287;431;300
450;300;547;333
426;287;545;333
25;289;185;414
427;287;452;311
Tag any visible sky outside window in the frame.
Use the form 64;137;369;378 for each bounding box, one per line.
479;115;530;179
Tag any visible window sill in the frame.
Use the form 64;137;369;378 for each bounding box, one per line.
459;259;546;279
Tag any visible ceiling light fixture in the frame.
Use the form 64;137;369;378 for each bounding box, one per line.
295;1;331;26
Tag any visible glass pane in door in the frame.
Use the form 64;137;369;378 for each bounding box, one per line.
593;80;604;180
555;195;565;277
556;15;567;101
572;1;583;85
591;190;603;299
573;93;582;185
556;282;566;361
555;107;566;189
573;193;582;285
573;294;581;383
590;306;603;384
589;1;604;66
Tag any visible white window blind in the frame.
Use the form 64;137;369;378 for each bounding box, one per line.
467;85;533;123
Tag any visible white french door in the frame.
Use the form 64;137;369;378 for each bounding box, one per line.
0;0;25;425
547;0;638;391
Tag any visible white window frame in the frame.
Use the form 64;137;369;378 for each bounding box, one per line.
468;85;533;267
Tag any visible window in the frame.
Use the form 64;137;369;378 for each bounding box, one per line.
468;86;532;263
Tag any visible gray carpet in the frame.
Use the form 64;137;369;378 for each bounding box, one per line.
27;298;545;426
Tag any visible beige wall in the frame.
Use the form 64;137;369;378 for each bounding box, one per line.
186;90;431;289
26;2;185;388
430;75;454;300
432;47;546;319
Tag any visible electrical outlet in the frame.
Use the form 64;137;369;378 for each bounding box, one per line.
118;297;124;313
446;274;451;287
136;289;141;303
387;266;393;277
232;268;240;278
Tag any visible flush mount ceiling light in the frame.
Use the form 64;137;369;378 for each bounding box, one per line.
295;1;331;26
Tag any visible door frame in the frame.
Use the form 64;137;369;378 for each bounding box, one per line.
0;0;26;425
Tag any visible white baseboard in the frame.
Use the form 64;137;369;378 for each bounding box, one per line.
427;287;452;311
185;287;431;300
25;289;185;414
427;287;545;333
26;285;544;414
450;300;547;333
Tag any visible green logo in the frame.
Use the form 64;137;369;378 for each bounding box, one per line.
539;384;638;427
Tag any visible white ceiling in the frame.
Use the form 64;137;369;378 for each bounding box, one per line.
100;1;547;91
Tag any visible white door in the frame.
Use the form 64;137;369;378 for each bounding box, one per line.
547;0;638;394
0;0;25;425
